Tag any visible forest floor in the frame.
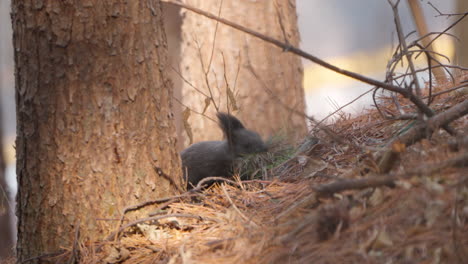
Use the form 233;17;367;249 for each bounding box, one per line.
28;78;468;264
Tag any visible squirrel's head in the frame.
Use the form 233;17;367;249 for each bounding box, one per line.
217;112;267;156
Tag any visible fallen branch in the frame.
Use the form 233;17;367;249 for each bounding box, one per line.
113;192;201;242
378;99;468;172
314;151;468;196
119;193;197;216
390;99;468;146
425;83;468;99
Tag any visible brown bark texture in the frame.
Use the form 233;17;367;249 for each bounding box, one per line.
457;0;468;67
178;0;307;146
12;0;181;260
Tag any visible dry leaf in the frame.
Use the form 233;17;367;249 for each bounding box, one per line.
226;86;238;111
369;188;384;207
297;156;328;178
104;246;131;264
373;229;393;249
202;97;211;114
183;108;193;145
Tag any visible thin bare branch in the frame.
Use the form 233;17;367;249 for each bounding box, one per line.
206;0;223;74
390;0;423;97
171;65;210;98
316;87;375;126
425;12;468;48
172;96;217;123
194;37;219;111
428;2;468;17
425;83;468;99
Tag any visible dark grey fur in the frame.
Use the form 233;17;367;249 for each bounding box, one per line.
181;112;267;188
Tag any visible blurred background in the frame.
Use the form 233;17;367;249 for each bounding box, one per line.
0;0;465;257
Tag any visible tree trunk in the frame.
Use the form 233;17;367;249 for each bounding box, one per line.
162;3;184;151
456;0;468;67
178;0;307;146
11;0;181;261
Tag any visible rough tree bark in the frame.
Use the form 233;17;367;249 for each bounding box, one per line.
178;0;307;146
457;0;468;67
12;0;181;260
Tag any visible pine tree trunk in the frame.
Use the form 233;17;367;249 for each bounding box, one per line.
162;3;184;151
179;0;306;146
11;0;181;260
457;0;468;67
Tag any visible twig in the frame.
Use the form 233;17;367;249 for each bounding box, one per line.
390;114;418;120
119;194;197;217
391;99;468;146
377;99;468;171
153;166;185;193
68;221;81;264
206;0;223;74
172;95;217;123
412;31;460;49
390;0;423;97
412;31;459;61
170;64;218;124
428;2;468;17
148;199;180;217
424;83;468;99
411;42;434;104
232;51;242;95
420;50;455;83
392;65;468;81
113;192;200;242
314;151;468;196
425;11;468;48
221;52;238;112
171;65;210;98
194;37;219;111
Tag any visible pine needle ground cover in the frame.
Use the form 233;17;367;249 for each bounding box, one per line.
69;79;467;264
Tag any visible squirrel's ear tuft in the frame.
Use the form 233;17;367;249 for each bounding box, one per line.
217;112;245;138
